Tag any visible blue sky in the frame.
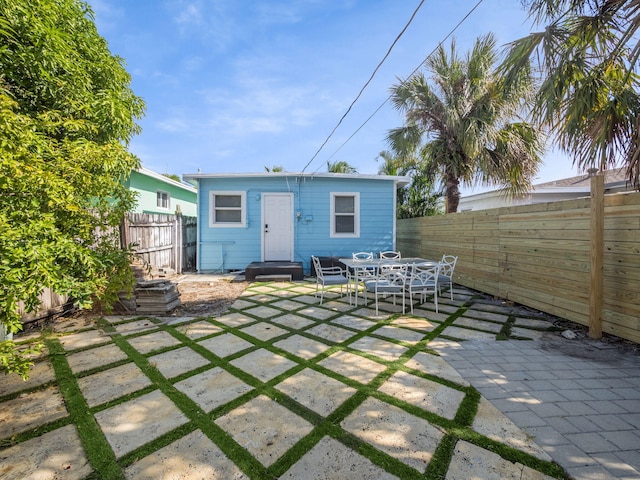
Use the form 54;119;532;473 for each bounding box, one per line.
89;0;579;193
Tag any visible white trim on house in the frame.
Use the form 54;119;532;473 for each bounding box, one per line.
138;166;197;193
209;191;247;228
330;192;360;238
183;171;411;187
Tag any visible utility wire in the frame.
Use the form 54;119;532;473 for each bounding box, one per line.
314;0;486;171
301;0;425;173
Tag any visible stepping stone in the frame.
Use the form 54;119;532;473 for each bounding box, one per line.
0;360;55;396
78;362;152;407
276;368;356;416
404;351;470;386
0;386;67;439
215;395;313;467
330;315;376;331
127;330;181;354
198;333;253;358
446;440;555;480
230;349;297;383
318;351;387;384
280;436;399;479
0;424;91;480
306;324;357;343
274;335;331;360
59;330;111;350
148;346;210;379
269;314;315;330
379;371;464;420
95;390;188;458
349;337;408;362
123;429;248;480
373;325;426;344
174;367;252;412
174;321;223;339
67;343;127;374
342;397;445;472
239;323;288;341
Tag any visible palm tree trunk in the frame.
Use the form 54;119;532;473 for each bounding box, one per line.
445;172;460;213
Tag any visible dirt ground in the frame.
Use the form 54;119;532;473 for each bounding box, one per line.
172;276;248;317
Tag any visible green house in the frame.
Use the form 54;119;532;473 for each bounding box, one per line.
125;167;197;216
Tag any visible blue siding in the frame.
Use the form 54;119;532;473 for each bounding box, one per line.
196;175;397;274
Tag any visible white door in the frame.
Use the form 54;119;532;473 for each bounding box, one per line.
262;193;294;261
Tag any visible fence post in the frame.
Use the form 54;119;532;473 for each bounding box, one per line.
589;169;604;338
175;213;183;274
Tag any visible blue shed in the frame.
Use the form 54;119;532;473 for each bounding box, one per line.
182;172;410;275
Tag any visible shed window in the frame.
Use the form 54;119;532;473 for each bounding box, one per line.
330;192;359;237
210;191;246;227
157;191;170;210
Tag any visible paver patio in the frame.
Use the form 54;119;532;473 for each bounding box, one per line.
1;277;638;479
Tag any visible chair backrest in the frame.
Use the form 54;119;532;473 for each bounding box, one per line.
439;255;458;278
379;251;401;259
311;255;323;278
378;263;409;286
409;264;440;289
353;252;373;260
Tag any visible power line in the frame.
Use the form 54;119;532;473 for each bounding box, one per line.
301;0;425;173
315;0;486;170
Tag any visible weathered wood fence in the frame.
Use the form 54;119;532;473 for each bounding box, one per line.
120;213;197;274
397;186;640;344
17;213;197;324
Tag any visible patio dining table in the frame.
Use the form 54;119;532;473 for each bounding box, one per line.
339;257;440;306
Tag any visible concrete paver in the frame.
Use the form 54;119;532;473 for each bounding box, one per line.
1;278;639;480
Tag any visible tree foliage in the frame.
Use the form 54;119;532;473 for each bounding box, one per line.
388;34;545;213
327;160;357;173
376;150;444;218
502;0;640;188
0;0;145;378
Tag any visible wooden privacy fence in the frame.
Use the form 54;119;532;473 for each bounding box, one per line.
397;186;640;344
120;213;197;274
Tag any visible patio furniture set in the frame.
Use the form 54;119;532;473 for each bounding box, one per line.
311;252;457;315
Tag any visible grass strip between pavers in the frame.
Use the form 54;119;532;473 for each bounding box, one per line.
0;283;574;480
44;337;126;480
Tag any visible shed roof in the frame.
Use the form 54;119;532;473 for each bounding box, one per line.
182;171;411;187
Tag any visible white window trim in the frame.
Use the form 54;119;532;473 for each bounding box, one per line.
330;192;360;238
157;190;170;210
210;191;246;228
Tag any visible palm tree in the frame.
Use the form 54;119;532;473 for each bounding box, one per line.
388;33;544;213
376;150;443;218
327;160;357;173
500;0;640;189
264;165;284;172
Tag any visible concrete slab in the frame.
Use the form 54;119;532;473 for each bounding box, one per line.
305;323;358;344
379;371;465;420
280;436;399;479
0;386;67;439
0;360;55;397
440;325;497;341
0;424;91;480
348;337;409;362
297;305;340;320
342;397;445;472
77;362;152;407
269;313;315;330
455;316;504;333
330;315;376;331
215;312;256;327
198;333;253;358
215;394;313;467
372;325;426;344
273;335;331;360
230;349;298;382
112;319;159;335
446;440;555;480
239;323;288;341
270;299;307;311
126;331;182;354
318;351;387;384
404;351;470;386
174;320;223;339
123;429;248;480
66;343;127;374
94;390;189;458
242;306;282;319
148;346;210;379
174;367;252;412
276;368;356;416
58;330;111;351
391;316;441;331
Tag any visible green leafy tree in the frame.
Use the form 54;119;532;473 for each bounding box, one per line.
0;0;145;378
501;0;640;188
376;150;444;219
162;173;182;183
327;160;357;173
388;34;545;213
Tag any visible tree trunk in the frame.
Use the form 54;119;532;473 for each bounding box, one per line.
445;172;460;213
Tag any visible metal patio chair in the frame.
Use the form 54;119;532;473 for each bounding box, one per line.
405;263;440;314
438;255;458;300
311;255;350;305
